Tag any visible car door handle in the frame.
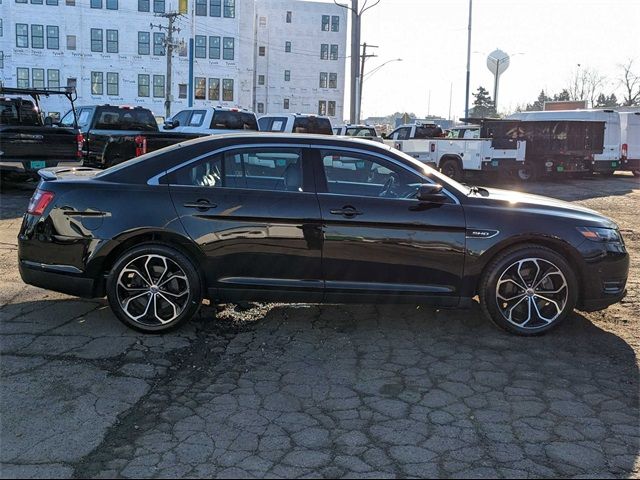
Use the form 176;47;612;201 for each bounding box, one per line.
183;200;217;211
330;206;363;217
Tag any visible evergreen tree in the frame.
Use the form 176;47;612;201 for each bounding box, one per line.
526;90;551;111
469;86;496;117
595;93;619;107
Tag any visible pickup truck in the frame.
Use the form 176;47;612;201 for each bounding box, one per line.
384;122;526;181
58;105;203;168
0;87;82;178
162;107;259;134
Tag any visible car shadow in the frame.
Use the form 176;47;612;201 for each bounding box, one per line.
2;298;637;476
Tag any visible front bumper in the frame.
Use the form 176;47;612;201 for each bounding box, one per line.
576;241;629;312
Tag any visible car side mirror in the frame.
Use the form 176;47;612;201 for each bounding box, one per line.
164;120;178;129
417;183;446;202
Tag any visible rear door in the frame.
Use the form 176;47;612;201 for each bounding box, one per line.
168;144;323;302
313;147;466;304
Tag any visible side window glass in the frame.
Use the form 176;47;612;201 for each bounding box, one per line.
396;128;411;140
225;148;303;192
321;151;421;199
173;154;224;187
188;110;206;127
171;110;191;127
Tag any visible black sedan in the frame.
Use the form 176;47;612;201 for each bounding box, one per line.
18;134;629;335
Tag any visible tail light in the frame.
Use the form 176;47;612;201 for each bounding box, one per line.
622;143;628;160
27;190;55;216
134;135;147;157
76;132;84;158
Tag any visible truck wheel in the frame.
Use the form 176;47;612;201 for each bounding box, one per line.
633;170;640;177
517;164;538;182
440;158;463;181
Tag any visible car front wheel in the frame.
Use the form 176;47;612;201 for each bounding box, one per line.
106;244;202;333
480;245;578;335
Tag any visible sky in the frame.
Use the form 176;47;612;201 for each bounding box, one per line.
335;0;640;121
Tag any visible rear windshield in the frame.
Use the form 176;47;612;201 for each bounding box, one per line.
259;116;288;132
345;127;377;137
210;111;258;131
292;117;333;135
0;99;41;126
94;107;157;131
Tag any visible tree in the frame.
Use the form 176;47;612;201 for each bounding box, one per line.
526;90;551;111
553;89;571;101
470;86;496;117
618;59;640;106
595;93;619;108
566;66;605;106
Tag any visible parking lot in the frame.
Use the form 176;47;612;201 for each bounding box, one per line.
1;174;638;478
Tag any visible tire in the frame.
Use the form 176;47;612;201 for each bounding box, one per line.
106;244;203;333
479;244;578;336
599;171;615;178
632;170;639;178
516;163;538;182
440;158;464;182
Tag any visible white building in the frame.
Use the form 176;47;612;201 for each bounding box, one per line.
0;0;346;122
253;0;346;121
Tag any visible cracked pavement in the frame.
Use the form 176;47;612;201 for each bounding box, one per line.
1;175;639;478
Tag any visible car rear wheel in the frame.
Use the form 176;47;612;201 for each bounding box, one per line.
517;163;538;182
106;244;202;333
440;158;463;182
479;245;578;335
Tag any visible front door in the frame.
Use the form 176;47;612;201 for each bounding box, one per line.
168;146;323;302
314;148;466;305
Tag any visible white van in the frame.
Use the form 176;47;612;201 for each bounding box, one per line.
509;109;621;174
620;112;640;176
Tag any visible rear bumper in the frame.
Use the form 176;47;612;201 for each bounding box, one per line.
621;158;640;170
591;160;620;173
19;260;101;298
481;159;522;171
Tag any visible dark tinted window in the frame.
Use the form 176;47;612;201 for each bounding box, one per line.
292;116;332;135
414;124;442;139
210;111;258;130
174;154;224;187
321;151;421;198
170;110;190;127
394;127;411;140
94;107;157;131
0;100;41;126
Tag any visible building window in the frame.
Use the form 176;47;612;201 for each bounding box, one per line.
138;0;149;11
223;0;234;18
257;102;264;114
17;68;29;88
106;72;118;95
0;52;3;69
258;75;265;86
16;24;29;48
153;75;165;98
31;0;44;4
329;73;337;89
153;32;165;55
66;0;76;5
209;36;220;59
222;79;233;101
0;19;3;37
259;46;265;56
318;100;327;116
178;84;187;99
90;0;101;8
47;69;60;88
195;0;206;15
195;35;206;58
330;44;338;60
209;0;220;16
91;28;103;52
106;0;117;9
178;40;187;56
222;37;234;60
46;25;59;49
320;44;328;60
208;78;220;100
106;29;118;53
195;77;206;99
153;0;164;13
283;98;289;110
138;32;150;55
319;72;328;88
286;11;291;23
331;15;339;32
285;41;291;53
47;0;59;4
284;70;290;82
138;74;150;97
321;15;330;31
328;101;336;117
91;71;103;95
31;24;44;49
67;77;77;90
66;35;76;50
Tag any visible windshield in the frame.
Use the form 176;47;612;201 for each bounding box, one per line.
345;127;377;137
94;107;157;131
292;117;333;135
0;99;41;126
210;111;258;131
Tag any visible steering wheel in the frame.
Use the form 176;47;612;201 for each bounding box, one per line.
379;175;397;197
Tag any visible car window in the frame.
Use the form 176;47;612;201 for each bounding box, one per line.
210;111;259;131
394;127;411;140
259;116;288;132
94;108;157;131
0;101;20;125
345;127;377;137
60;108;91;128
415;125;442;139
321;150;422;199
171;110;191;127
226;148;303;191
292;117;333;135
188;110;207;127
173;154;224;187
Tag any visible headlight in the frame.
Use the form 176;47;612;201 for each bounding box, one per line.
577;227;622;243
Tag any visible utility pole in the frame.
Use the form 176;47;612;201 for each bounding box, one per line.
357;42;377;123
464;0;473;121
151;12;181;119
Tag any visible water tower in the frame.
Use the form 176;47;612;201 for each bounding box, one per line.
486;49;510;112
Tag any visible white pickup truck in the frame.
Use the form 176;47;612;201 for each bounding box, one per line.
384;123;526;181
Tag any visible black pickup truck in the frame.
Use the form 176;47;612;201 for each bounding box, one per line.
0;87;82;178
57;105;203;168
